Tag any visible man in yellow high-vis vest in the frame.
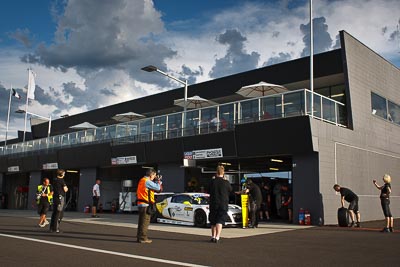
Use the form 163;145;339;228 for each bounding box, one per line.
36;178;53;227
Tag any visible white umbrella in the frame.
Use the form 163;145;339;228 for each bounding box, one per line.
236;81;288;97
174;95;218;109
112;112;145;122
69;122;97;130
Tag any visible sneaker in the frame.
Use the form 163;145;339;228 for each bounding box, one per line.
138;239;152;244
44;220;50;226
38;223;46;228
380;227;390;233
210;238;216;243
389;227;394;232
355;222;361;228
214;238;220;243
349;221;355;227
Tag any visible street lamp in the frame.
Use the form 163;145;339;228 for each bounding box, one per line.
141;65;188;127
16;109;52;138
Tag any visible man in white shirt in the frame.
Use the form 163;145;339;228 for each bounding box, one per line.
92;179;101;218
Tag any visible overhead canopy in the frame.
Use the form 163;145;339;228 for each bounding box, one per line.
112;112;145;122
174;95;218;109
69;122;97;130
236;81;288;97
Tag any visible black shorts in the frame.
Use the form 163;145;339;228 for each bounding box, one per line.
381;198;392;217
93;196;99;207
37;201;50;215
209;208;228;225
348;199;359;213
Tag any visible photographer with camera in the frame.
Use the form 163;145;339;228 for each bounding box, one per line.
136;168;163;243
36;178;53;227
49;169;68;233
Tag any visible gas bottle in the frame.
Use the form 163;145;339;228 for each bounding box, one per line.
298;208;305;225
305;210;311;225
84;205;90;213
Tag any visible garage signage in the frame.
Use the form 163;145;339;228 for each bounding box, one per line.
8;166;19;172
192;148;223;159
42;163;59;170
183;151;193;159
111;156;137;165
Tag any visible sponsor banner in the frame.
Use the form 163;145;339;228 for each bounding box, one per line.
192;148;223;159
8;166;19;172
111;156;137;165
183;151;193;159
42;162;59;170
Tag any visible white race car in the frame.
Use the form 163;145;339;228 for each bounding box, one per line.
154;192;242;227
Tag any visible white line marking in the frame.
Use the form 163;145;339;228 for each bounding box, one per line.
0;233;209;267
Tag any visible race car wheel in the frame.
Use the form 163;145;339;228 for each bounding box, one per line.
194;210;207;227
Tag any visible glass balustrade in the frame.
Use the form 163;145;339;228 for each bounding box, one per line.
0;89;346;155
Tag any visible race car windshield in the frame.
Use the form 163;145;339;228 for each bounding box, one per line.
191;196;209;205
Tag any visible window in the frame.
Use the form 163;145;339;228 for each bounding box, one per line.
388;101;400;125
371;92;387;119
171;195;191;204
240;99;259;123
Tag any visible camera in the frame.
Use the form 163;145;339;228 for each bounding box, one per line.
154;174;162;183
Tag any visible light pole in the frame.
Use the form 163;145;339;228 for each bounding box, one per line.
16;109;52;139
141;65;188;127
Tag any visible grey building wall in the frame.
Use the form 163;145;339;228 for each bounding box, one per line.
314;31;400;224
28;172;42;211
158;163;185;193
78;168;97;212
292;153;321;225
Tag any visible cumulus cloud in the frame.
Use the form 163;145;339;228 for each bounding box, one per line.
8;28;33;48
300;17;333;57
263;52;292;66
180;65;203;85
24;0;179;99
209;29;260;78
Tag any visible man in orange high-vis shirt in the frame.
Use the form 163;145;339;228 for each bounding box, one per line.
136;168;162;243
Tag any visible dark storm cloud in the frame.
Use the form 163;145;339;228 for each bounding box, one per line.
8;28;33;48
26;0;176;87
272;31;280;38
0;85;24;122
180;65;204;85
33;85;58;106
388;20;400;42
332;34;341;49
61;82;107;111
300;17;333;57
209;29;260;78
263;52;292;66
100;88;116;97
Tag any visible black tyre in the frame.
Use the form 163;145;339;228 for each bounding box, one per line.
194;210;207;227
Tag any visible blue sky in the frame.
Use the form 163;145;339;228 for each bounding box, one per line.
0;0;399;140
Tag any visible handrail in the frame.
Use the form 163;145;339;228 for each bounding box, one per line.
0;89;346;156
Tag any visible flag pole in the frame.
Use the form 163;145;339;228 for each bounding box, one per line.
23;68;30;142
5;84;13;146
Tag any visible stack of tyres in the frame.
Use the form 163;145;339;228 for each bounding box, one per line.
338;207;349;227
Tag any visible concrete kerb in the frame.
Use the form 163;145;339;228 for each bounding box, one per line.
0;209;312;238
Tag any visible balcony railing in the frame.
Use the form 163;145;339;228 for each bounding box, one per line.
0;89;346;156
